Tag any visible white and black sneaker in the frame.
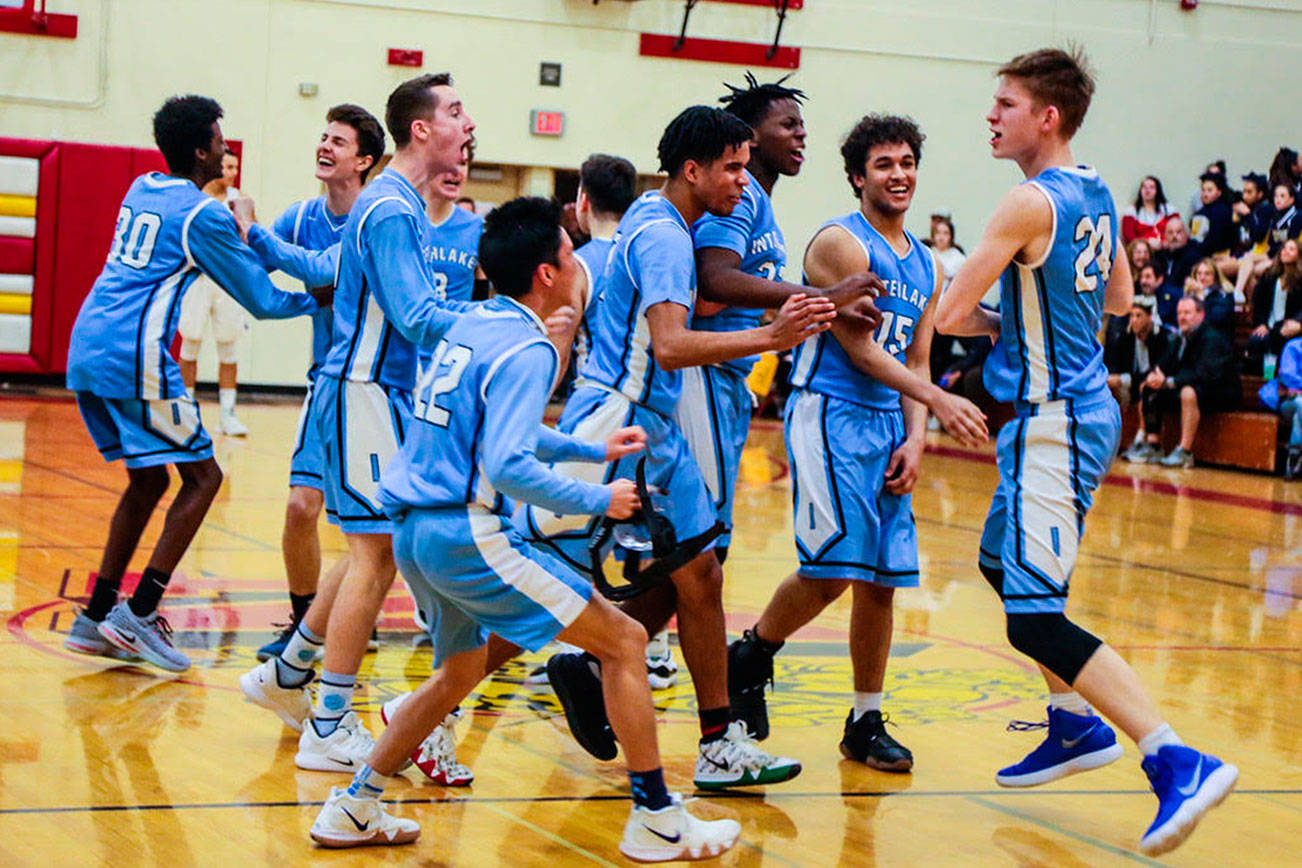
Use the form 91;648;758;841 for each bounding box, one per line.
310;786;420;848
645;630;678;690
620;794;741;862
694;721;801;790
296;711;377;773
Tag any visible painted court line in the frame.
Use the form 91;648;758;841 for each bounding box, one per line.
2;788;1295;815
966;794;1168;867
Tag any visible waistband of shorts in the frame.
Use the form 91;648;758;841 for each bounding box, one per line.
793;387;903;416
574;379;673;422
1013;392;1115;418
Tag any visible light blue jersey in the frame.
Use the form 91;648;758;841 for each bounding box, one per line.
789;211;937;411
319;168;474;391
572;236;615;374
67;173;317;401
426;206;483;304
379;295;610;518
272;197;347;377
983;166;1116;407
578;191;696;417
691;169;785;377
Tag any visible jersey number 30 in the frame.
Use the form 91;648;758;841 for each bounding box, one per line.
110;207;162;269
1072;214;1113;294
415;339;472;427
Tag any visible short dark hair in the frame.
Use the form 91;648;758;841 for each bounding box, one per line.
153;95;223;176
1199;171;1227;192
579;154;637;217
326;103;386;182
717;71;806;127
997;46;1095;138
479;197;564;299
657;106;754;177
1138;262;1159;278
1179;293;1205;312
840;114;925;198
385;73;453;148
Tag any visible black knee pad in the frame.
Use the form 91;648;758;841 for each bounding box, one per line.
979;562;1004;596
1005;612;1102;684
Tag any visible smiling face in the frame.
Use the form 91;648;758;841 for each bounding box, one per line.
1276;184;1296;212
195;122;228;187
855;141;917;217
1193;261;1216;289
431;162;467;201
751;97;806;178
1282;239;1299;266
692;142;751;217
314;120;368;183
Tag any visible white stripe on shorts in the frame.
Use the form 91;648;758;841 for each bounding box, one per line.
470;509;588;628
1015;406;1078;589
674;366;722;502
788;390;841;556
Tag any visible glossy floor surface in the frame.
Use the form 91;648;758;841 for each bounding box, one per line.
0;396;1298;867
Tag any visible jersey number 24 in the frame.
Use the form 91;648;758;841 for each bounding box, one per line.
1073;213;1114;294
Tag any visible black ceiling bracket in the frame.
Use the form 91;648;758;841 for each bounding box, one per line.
768;0;791;60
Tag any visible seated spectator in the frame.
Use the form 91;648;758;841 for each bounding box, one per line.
1183;257;1235;343
1248;238;1302;369
1156;214;1202;291
1190;173;1238;278
927;214;968;381
1126;238;1155;274
936;334;992;398
1266;183;1302;257
1140;262;1180;327
1134;295;1240;468
1268;147;1301;196
1258;336;1302;479
1232;172;1275;300
1122;175;1177;246
1110;297;1174;457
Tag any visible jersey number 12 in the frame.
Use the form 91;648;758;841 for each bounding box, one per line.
415;340;472;427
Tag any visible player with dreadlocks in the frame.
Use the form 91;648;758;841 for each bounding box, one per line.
678;73;883;567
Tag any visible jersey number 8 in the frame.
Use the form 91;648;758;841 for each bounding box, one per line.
110;207;162;269
1072;214;1114;294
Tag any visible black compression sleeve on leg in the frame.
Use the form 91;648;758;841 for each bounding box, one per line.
979;562;1004;596
1005;612;1103;684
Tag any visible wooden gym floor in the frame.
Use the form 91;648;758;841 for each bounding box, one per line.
0;394;1297;867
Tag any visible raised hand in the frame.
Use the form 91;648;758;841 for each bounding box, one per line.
605;426;647;461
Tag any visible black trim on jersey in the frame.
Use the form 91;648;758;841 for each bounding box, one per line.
1033;268;1061;399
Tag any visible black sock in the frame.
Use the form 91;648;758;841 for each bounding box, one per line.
748;627;784;657
85;574;122;622
628;767;671;810
290;592;315;623
699;705;731;743
128;567;170;618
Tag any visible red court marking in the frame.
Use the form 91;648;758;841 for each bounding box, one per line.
924;443;1302;517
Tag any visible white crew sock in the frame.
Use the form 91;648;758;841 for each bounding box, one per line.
219;388;237;413
852;692;882;720
1137;722;1183;756
1049;691;1091;715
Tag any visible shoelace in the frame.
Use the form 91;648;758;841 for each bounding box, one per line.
714;725;775;770
152;615;175;643
1005;719;1049;733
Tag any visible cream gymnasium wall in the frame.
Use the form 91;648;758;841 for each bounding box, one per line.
1;0;1298;386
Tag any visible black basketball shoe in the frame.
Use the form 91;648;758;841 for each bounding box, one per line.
728;629;778;741
547;652;617;760
839;710;913;772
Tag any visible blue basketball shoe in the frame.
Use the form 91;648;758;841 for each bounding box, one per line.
64;610;140;662
98;602;190;672
996;706;1123;787
256;620;297;662
1138;745;1237;855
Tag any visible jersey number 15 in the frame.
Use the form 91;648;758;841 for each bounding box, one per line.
1072;213;1114;294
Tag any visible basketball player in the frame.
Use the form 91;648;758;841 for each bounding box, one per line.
62;95;325;671
310;197;741;862
728;115;988;769
233;104;386;663
521;105;833;789
933;47;1237;856
177;149;251;436
239;74;477;774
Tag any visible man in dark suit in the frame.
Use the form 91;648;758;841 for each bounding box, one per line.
1111;296;1175;461
1135;295;1240;468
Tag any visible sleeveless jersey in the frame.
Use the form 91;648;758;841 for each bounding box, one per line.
691;169;786;377
572;236;615;375
579;191;696;417
272;196;347;378
983;166;1115;405
789;211;936;410
67;173;315;400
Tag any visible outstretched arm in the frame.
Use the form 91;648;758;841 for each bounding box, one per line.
481;343;613;516
186;203;318;320
248;223;340;288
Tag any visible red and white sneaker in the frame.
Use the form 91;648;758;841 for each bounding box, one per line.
381;692;474;786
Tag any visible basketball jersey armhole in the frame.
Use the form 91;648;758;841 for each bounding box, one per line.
809;222;871;281
1018;182;1057;270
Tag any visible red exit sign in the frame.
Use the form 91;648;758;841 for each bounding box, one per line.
530;109;564;137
